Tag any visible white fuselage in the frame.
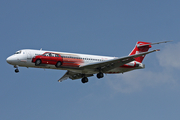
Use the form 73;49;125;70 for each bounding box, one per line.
6;49;144;75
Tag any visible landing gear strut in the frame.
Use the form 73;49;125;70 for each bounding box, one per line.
81;77;88;83
97;72;104;79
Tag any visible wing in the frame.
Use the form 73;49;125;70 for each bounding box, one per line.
58;71;70;82
58;49;159;82
58;71;93;82
79;49;159;73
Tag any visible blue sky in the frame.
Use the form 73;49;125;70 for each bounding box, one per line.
1;0;180;120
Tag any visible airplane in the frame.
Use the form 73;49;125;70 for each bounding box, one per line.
6;41;170;83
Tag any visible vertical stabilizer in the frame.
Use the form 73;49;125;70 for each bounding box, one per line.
129;41;152;63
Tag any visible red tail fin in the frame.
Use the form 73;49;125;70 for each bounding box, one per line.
129;41;152;63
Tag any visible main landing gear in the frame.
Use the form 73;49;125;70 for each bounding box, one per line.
81;77;88;83
81;72;104;83
97;72;104;79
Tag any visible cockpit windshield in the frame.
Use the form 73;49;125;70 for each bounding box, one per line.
15;51;22;54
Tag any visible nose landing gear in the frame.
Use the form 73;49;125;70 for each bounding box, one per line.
15;68;19;73
14;65;19;73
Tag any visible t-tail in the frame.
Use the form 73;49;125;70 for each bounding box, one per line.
129;41;152;63
129;40;172;63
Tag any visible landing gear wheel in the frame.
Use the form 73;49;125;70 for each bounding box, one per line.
15;68;19;73
55;61;62;68
97;72;104;79
81;77;88;83
35;59;41;66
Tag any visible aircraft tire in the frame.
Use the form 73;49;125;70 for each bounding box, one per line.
81;77;88;83
35;59;41;66
15;68;19;73
97;72;104;79
55;61;62;68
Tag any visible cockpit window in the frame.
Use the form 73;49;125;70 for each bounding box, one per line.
15;51;22;54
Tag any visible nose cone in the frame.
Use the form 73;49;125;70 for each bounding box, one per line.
6;55;17;65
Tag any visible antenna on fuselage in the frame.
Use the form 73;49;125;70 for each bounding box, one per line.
40;48;42;51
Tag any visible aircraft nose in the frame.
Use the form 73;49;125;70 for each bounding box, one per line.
6;55;17;64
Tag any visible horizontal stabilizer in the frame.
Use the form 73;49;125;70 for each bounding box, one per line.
137;40;172;48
